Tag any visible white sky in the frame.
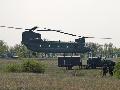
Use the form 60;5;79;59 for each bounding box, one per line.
0;0;120;47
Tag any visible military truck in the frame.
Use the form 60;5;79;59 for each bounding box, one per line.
87;57;115;69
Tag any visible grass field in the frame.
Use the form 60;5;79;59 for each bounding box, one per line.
0;58;120;90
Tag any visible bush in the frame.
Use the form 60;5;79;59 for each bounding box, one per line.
5;60;46;73
6;63;22;72
22;60;46;73
114;62;120;79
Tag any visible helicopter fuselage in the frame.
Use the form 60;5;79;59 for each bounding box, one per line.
22;31;91;53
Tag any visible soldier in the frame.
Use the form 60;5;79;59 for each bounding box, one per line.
108;66;114;76
108;63;114;76
102;64;108;77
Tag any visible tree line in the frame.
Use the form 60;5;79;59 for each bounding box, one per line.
0;40;120;58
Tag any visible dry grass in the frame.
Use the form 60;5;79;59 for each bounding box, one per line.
0;59;119;90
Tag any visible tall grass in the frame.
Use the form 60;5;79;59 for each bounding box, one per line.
0;59;119;90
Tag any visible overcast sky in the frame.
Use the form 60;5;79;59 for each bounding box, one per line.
0;0;120;47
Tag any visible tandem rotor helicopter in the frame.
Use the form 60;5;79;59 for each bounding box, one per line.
0;26;111;54
22;26;93;53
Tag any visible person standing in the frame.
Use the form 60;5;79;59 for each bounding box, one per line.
102;64;108;77
108;63;114;76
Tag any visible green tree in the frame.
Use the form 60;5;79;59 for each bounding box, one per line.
9;44;30;58
108;43;114;58
0;40;8;55
87;42;103;57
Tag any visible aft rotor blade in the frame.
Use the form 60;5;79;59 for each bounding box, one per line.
100;38;112;39
83;37;112;39
83;37;95;38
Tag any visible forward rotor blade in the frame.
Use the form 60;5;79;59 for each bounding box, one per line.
37;30;50;31
37;28;78;37
59;31;64;33
7;27;14;28
67;33;77;36
37;29;60;31
25;29;30;30
0;26;6;27
68;34;73;35
63;33;69;34
68;34;77;36
37;29;57;31
25;26;38;31
56;30;61;32
0;25;23;30
72;34;77;36
15;28;23;29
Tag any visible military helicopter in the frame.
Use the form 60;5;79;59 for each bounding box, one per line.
21;26;95;53
0;25;111;54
